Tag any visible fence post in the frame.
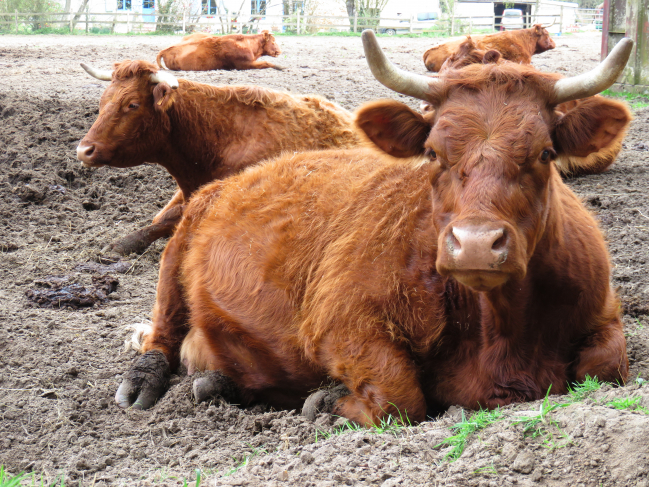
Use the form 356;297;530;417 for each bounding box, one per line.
469;17;472;34
182;10;186;34
450;12;455;36
126;11;130;33
409;14;413;33
85;4;89;33
559;6;564;35
296;11;300;34
69;11;73;32
14;9;18;33
353;10;357;33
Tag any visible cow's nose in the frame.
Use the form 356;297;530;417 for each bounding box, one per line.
447;224;509;270
77;144;95;162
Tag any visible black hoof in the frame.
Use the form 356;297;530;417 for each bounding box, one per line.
192;371;240;404
115;350;170;410
302;384;350;421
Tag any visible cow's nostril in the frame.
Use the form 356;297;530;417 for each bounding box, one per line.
84;145;95;157
450;228;462;251
491;231;507;252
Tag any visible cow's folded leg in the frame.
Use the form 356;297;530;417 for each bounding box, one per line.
192;371;240;404
115;221;191;409
105;202;185;256
574;317;629;385
115;350;170;409
319;336;427;426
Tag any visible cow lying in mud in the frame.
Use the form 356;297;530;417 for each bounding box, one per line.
77;60;359;255
423;24;556;72
420;37;632;176
115;32;631;426
156;30;283;71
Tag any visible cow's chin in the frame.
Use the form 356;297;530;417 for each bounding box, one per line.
451;271;510;292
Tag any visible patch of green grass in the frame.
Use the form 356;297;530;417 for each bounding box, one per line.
0;467;67;487
221;446;269;478
605;395;649;414
511;387;572;449
568;375;603;401
472;461;499;476
317;404;414;441
435;408;504;461
0;467;25;487
601;89;649;110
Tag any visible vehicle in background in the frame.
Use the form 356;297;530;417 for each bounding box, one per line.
500;8;524;30
378;11;439;35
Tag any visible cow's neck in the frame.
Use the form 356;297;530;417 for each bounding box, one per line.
160;82;238;200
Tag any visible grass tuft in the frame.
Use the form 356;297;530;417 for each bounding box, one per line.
436;408;503;461
601;89;649;110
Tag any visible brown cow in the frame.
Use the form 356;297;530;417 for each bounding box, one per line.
423;24;556;72
421;37;632;177
114;32;631;426
77;60;359;255
156;30;283;71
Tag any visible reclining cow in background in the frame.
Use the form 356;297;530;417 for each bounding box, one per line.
156;30;284;71
114;32;631;426
77;60;360;255
420;37;632;176
423;24;556;72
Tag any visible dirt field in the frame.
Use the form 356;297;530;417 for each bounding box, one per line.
1;31;649;486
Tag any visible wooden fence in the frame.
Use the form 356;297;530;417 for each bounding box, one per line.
0;9;600;36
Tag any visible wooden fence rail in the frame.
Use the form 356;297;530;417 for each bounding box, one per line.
0;10;593;36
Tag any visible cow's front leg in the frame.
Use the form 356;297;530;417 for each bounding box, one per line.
317;334;427;426
105;189;185;256
115;223;190;409
237;60;285;70
574;317;629;385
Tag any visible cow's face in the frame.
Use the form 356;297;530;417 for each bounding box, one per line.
533;24;555;53
262;30;281;57
357;33;631;292
77;61;178;168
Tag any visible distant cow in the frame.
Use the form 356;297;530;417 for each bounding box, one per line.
156;30;283;71
423;24;556;72
421;37;631;176
114;32;632;426
77;60;359;255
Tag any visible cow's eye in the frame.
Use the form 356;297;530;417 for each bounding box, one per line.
540;149;554;163
425;148;437;160
128;103;140;110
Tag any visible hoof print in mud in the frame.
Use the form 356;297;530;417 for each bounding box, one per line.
302;384;350;422
25;274;119;309
115;350;171;410
192;371;240;404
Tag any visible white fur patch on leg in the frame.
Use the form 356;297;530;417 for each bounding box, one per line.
122;320;153;353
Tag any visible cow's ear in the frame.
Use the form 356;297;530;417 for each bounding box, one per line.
355;100;431;158
534;24;543;35
153;82;175;112
553;96;631;158
483;50;501;64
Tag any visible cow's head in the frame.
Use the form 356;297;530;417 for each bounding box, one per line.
77;60;179;168
261;30;281;57
531;23;556;54
357;30;631;292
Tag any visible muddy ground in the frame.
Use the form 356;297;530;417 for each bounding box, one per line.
0;32;648;486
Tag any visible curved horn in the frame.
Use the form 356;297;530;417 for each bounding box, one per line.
541;19;555;28
150;70;179;90
362;29;438;101
552;37;633;104
80;62;112;81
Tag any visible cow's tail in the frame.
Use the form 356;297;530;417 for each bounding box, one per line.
156;51;167;69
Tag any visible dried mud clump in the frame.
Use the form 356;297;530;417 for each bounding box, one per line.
25;274;119;308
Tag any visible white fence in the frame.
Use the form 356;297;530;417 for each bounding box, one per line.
0;9;600;36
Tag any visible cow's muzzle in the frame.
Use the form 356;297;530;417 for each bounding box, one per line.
436;220;523;291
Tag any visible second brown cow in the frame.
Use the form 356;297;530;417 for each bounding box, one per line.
423;24;556;72
77;60;359;255
156;30;283;71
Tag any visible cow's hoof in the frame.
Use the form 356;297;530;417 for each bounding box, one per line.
103;234;149;257
273;65;286;71
192;371;240;404
302;384;350;421
115;350;170;410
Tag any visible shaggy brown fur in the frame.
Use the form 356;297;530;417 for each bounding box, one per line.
423;24;556;72
156;30;283;71
77;60;360;254
119;58;629;426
